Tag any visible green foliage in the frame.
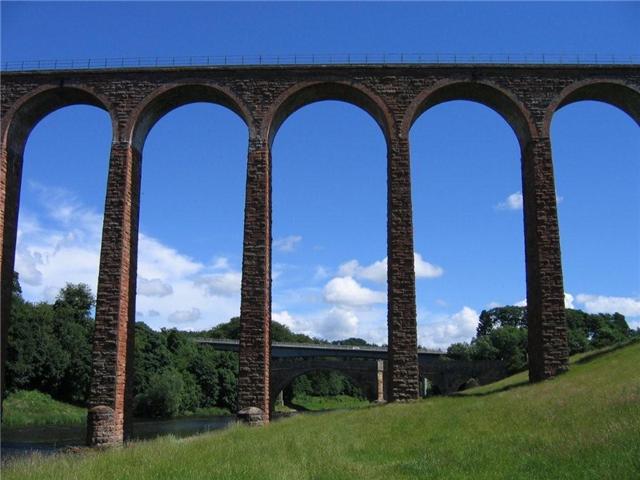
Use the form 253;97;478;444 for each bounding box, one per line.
2;390;86;427
134;369;185;418
291;371;363;398
6;278;93;403
450;305;635;374
331;337;372;347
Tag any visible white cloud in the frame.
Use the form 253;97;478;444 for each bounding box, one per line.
14;182;242;331
514;293;575;309
418;306;479;350
168;308;201;324
318;308;359;339
323;276;386;307
496;191;523;211
564;292;575;309
575;294;640;317
272;307;362;341
496;191;563;211
414;253;444;278
211;257;231;270
195;272;242;297
272;311;297;330
137;277;173;297
274;235;302;252
137;234;202;280
337;253;443;284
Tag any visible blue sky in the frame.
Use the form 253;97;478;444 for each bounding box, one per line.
2;2;639;348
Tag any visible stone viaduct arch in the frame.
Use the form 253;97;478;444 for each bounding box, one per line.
270;358;384;408
1;63;638;446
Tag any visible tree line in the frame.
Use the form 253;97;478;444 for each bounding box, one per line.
4;276;365;418
6;275;637;417
446;305;638;373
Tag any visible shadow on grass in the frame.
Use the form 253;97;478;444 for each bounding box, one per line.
573;339;639;366
450;339;639;399
450;379;531;398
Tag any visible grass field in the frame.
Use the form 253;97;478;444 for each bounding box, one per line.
2;390;86;427
290;394;371;411
3;342;639;479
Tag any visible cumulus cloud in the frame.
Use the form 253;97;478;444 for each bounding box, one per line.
575;294;640;317
496;191;563;211
272;307;362;341
195;272;242;297
564;292;575;309
274;235;302;252
317;308;359;339
137;234;202;280
418;306;479;350
137;277;173;297
337;253;443;284
323;276;386;307
414;253;444;278
495;191;523;211
14;185;102;301
168;308;201;324
515;293;576;309
14;182;243;331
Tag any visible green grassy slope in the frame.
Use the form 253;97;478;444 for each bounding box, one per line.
2;390;86;427
5;342;640;479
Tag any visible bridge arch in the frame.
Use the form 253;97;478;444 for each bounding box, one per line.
265;81;394;146
126;82;254;152
2;84;115;157
270;358;379;407
402;80;537;149
543;79;640;135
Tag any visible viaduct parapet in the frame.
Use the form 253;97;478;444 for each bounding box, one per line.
1;63;639;446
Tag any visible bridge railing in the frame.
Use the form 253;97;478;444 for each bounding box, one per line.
2;52;639;72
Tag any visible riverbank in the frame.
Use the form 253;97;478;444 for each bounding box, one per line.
2;391;86;427
4;342;638;479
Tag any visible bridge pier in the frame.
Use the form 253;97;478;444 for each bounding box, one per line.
375;359;386;402
387;134;419;401
522;138;568;381
86;141;141;446
237;136;272;425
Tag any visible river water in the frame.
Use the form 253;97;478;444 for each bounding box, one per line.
1;415;242;462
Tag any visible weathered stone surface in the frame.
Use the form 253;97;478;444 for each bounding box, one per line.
237;407;265;427
1;63;638;438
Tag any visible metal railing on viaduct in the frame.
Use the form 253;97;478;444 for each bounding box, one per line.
194;338;444;360
2;52;640;72
1;60;639;447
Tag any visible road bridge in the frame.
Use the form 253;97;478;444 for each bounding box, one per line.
196;338;507;405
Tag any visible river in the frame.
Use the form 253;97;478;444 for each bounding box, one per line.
1;414;246;462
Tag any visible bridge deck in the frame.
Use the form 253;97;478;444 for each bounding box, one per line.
194;338;444;360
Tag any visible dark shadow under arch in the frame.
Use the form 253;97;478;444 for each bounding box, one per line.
271;367;373;407
404;81;536;149
266;82;393;147
128;83;252;153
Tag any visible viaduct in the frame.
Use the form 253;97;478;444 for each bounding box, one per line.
197;339;507;405
1;62;638;446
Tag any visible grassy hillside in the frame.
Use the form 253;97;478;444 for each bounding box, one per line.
4;342;639;479
2;390;86;427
